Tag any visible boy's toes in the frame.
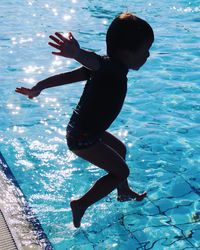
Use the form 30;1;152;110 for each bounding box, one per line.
135;192;147;201
117;191;147;202
117;195;132;202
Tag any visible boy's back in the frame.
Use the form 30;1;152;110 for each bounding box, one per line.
69;56;128;135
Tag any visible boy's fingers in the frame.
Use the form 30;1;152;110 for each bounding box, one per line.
49;35;60;44
15;89;27;93
16;87;29;91
69;32;77;42
15;89;26;94
68;32;77;43
15;88;22;92
52;52;62;56
48;42;60;50
55;32;66;42
15;90;27;95
15;89;35;99
15;87;31;94
68;32;73;39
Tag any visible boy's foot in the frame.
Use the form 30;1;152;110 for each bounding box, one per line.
70;200;86;228
117;190;147;202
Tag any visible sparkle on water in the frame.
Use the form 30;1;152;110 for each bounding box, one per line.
0;0;200;249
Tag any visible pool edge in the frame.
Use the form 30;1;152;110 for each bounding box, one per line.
0;151;53;250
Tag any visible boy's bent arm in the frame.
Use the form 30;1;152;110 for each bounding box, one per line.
74;49;100;71
49;32;101;71
32;66;89;92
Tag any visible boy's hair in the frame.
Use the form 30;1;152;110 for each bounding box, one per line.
106;12;154;58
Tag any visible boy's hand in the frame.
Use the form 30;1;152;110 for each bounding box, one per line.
49;32;80;59
15;87;41;99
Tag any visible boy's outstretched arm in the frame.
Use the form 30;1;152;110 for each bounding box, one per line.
16;32;100;99
15;66;89;99
49;32;100;71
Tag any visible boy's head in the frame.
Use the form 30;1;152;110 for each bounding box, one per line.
106;12;154;70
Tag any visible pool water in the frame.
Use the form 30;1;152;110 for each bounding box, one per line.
0;0;200;249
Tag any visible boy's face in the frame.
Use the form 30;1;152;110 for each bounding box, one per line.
122;40;153;70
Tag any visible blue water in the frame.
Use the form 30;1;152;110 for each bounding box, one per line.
0;0;200;249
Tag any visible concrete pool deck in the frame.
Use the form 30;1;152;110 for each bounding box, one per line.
0;152;52;250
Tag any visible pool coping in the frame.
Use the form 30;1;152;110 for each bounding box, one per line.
0;209;18;250
0;151;53;250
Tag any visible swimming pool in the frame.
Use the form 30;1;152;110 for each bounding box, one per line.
0;0;200;249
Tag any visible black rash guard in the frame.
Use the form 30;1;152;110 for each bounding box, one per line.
68;56;129;136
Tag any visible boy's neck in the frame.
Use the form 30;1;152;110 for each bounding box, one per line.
109;55;129;73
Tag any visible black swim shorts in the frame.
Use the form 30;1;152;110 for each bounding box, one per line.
66;125;102;151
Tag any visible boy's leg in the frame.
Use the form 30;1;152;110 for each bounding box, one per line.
102;131;147;202
71;142;130;227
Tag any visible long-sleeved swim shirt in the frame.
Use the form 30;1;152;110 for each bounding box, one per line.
69;56;129;136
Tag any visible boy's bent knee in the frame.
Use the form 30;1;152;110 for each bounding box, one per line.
118;141;127;159
122;144;127;159
123;166;130;179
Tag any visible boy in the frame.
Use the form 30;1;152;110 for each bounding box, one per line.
16;12;154;228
